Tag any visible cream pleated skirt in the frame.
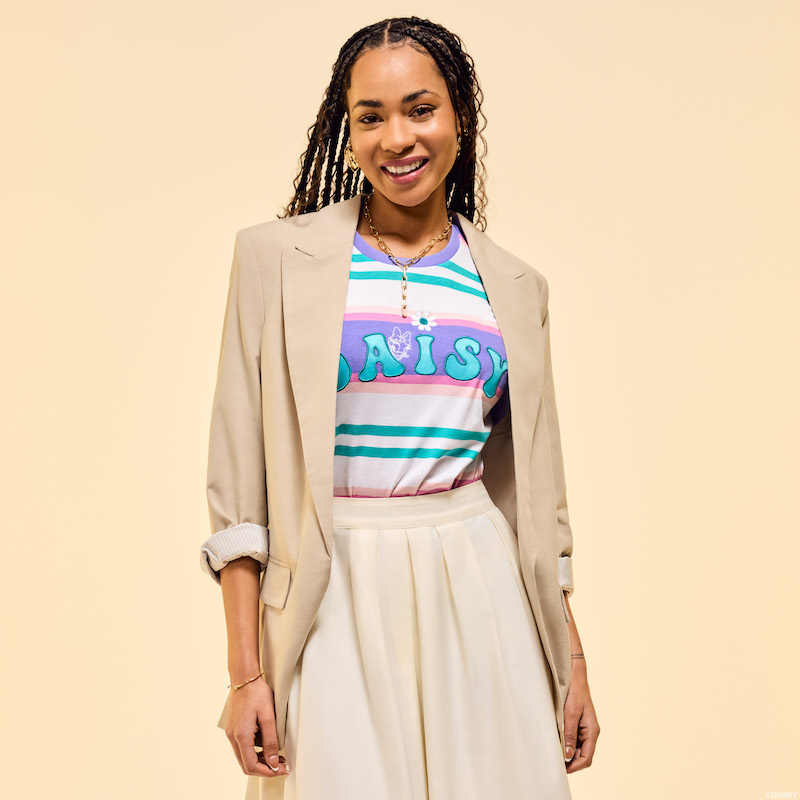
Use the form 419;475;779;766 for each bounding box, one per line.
245;479;572;800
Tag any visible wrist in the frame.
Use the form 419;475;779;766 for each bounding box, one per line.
570;654;587;675
228;659;262;686
228;670;265;690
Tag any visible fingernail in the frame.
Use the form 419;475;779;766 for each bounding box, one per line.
565;746;573;762
268;755;280;770
284;763;292;773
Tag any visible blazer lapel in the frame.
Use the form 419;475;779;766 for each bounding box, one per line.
281;193;543;559
281;196;361;558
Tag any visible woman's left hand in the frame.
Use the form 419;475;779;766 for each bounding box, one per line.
562;665;600;773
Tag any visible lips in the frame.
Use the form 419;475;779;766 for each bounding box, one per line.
382;158;428;175
381;158;430;184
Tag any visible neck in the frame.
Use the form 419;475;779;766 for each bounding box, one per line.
361;186;451;243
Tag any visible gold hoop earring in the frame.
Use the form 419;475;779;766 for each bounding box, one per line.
345;141;360;171
456;133;462;157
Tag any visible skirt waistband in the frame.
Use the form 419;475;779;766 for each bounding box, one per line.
332;479;496;529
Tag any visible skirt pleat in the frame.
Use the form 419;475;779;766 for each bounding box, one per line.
246;479;572;800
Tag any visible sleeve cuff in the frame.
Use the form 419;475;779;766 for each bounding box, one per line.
200;522;269;585
558;554;574;596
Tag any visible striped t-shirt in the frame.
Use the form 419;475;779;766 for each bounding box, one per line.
333;220;510;497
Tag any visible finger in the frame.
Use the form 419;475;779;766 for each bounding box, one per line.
226;725;247;774
231;715;280;778
257;751;286;765
256;751;289;770
566;746;591;773
574;724;599;765
238;730;283;778
242;710;291;778
562;705;581;763
566;719;601;773
250;727;287;777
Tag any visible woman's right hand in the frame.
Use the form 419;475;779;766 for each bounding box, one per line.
225;678;292;778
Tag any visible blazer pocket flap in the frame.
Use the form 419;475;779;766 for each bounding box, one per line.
259;558;292;609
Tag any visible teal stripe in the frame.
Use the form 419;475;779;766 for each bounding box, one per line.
335;423;489;442
352;254;481;285
349;270;488;300
335;444;480;459
436;260;483;285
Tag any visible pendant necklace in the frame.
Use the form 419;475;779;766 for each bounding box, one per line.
361;193;453;319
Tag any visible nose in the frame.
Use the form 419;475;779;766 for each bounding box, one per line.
380;115;416;155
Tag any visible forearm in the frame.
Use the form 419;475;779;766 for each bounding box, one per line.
219;556;262;684
563;591;587;676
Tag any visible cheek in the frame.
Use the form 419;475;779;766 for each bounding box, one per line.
351;133;376;157
432;121;458;147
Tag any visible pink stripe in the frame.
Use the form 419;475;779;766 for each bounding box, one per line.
339;379;506;399
344;309;500;334
373;373;482;386
342;381;477;400
453;469;483;487
344;311;500;336
415;309;496;326
347;307;404;313
430;317;501;334
340;380;480;398
345;310;407;322
341;383;478;398
334;473;484;499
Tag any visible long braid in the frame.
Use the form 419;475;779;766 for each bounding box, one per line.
341;126;356;198
332;123;349;203
279;17;489;230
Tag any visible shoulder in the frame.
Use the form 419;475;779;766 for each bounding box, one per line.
459;218;551;325
228;197;359;290
498;237;548;293
236;197;359;255
235;212;308;254
458;215;549;296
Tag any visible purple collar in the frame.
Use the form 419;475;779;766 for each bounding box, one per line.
354;218;465;268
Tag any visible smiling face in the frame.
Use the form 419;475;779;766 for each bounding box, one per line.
345;43;461;210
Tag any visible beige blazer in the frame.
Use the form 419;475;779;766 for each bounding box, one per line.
207;192;576;760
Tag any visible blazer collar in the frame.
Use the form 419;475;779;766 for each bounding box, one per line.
281;193;543;557
290;193;526;279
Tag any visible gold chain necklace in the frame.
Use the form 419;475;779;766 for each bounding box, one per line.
362;194;453;319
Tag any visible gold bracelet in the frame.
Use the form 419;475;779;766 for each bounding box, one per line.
570;654;586;660
228;670;265;690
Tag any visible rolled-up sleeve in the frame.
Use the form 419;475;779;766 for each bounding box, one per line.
200;231;269;585
538;277;575;604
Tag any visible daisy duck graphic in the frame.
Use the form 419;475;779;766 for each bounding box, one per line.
387;327;412;360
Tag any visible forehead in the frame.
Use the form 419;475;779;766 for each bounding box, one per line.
347;44;447;103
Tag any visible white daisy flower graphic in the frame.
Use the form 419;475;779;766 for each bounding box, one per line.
410;310;437;331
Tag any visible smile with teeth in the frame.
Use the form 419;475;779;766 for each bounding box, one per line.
383;158;427;175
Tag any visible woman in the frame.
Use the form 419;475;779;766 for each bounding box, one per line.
200;16;600;800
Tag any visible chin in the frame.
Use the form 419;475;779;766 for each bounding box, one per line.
387;193;432;208
370;180;442;208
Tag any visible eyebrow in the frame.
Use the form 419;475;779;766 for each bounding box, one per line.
352;89;441;110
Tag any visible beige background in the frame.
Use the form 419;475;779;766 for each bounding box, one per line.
2;1;797;797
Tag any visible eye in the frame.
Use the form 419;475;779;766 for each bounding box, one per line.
411;105;435;117
358;113;381;125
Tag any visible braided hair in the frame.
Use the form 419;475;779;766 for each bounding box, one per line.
278;16;489;230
